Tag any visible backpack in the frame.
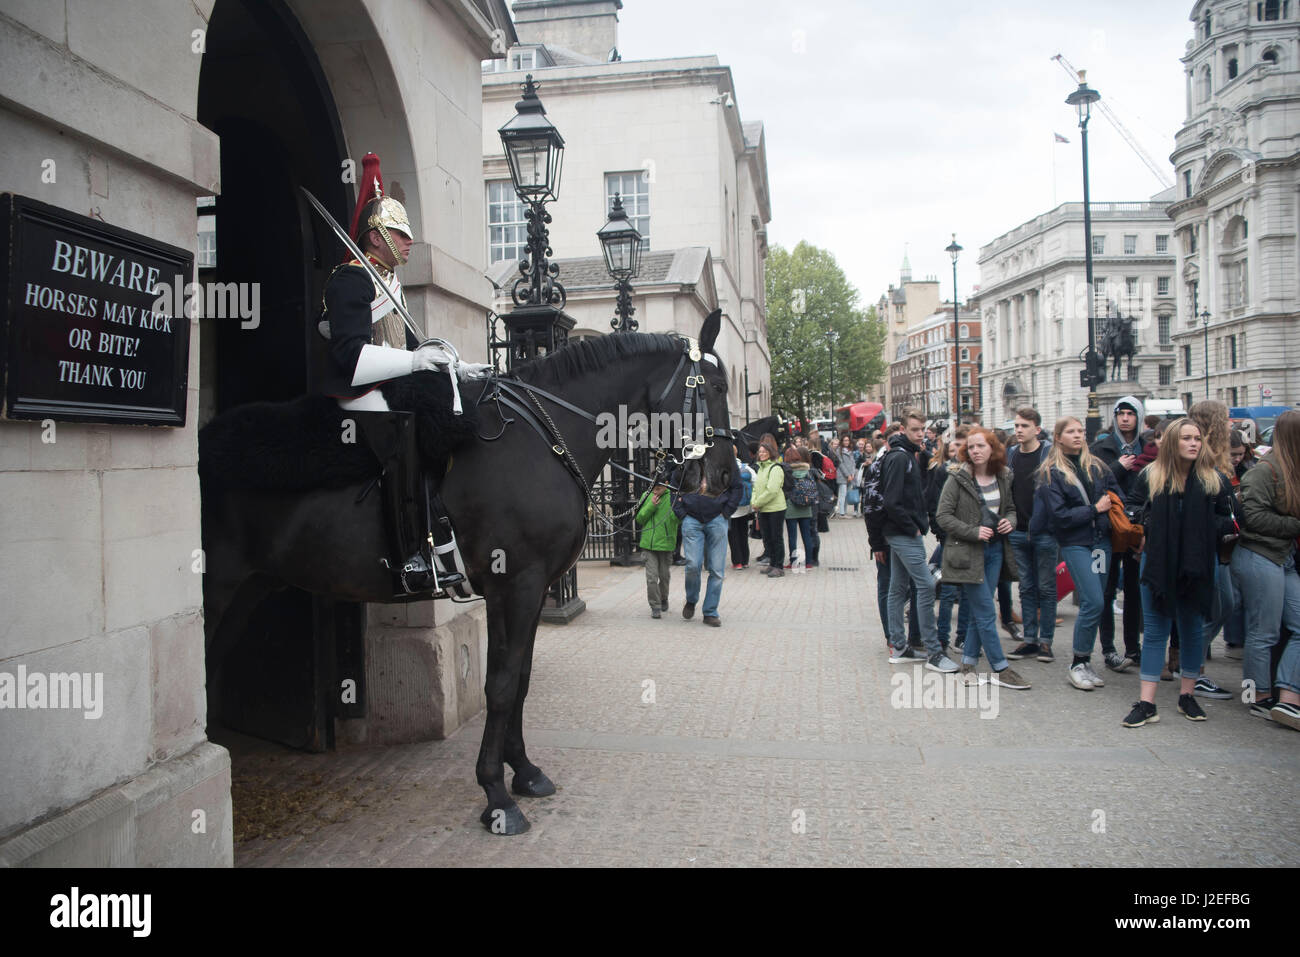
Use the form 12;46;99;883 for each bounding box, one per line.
816;477;835;514
820;456;837;482
738;467;753;508
790;472;819;507
862;457;886;519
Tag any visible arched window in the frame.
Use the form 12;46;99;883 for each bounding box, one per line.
959;324;969;338
1262;47;1280;67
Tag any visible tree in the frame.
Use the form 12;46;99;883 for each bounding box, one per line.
765;241;886;431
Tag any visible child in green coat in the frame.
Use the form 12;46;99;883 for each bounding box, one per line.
636;482;681;618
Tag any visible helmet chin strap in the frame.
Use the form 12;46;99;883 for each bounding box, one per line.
376;222;407;266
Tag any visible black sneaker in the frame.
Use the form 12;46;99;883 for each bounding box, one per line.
1178;693;1207;721
1249;696;1279;718
1193;676;1232;700
1007;642;1043;660
888;646;926;664
682;602;696;620
1122;700;1159;727
650;607;661;619
1036;645;1056;663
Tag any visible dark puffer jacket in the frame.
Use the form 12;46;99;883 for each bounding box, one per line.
878;432;929;539
1037;455;1119;548
936;463;1018;585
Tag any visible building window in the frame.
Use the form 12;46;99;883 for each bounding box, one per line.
1229;335;1238;368
961;370;970;386
1159;365;1172;386
1184;169;1193;198
1227;57;1239;80
1183;345;1193;376
605;172;650;250
959;323;969;338
1229;386;1239;406
960;348;969;361
510;49;535;71
1189;227;1198;254
1125;276;1139;296
1204;11;1213;36
1092;235;1105;256
1093;276;1108;315
1123;235;1137;255
1156;233;1169;253
1259;0;1281;20
1226;259;1249;309
1182;392;1193;411
1158;315;1171;344
1262;48;1279;66
487;180;527;265
1157;276;1170;296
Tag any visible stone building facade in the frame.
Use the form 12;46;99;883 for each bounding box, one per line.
1167;0;1300;410
976;201;1178;429
873;255;941;412
888;306;980;425
482;2;773;420
0;0;510;866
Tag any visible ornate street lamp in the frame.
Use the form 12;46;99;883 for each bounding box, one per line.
1200;308;1212;399
826;327;839;415
945;233;962;423
597;193;642;332
493;74;584;618
499;74;567;314
1066;70;1103;441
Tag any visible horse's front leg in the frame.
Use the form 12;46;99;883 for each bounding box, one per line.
476;577;545;835
505;604;555;798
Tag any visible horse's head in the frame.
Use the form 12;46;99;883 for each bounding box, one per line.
656;309;734;497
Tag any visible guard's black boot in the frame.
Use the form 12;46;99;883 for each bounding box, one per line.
358;411;439;594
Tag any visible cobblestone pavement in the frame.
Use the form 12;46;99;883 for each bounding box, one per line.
231;517;1300;867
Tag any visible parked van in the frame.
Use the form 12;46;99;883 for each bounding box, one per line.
1229;405;1293;444
1145;398;1186;420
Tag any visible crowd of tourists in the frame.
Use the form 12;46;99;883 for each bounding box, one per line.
632;396;1300;732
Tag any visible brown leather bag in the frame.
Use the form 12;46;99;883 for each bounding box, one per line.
1107;490;1144;552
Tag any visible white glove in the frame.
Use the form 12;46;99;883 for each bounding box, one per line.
456;362;493;380
412;342;453;372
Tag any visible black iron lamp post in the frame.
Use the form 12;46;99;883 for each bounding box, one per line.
1200;308;1211;399
597;193;642;333
826;327;839;416
1066;70;1103;441
743;330;763;424
945;234;962;423
493;74;584;620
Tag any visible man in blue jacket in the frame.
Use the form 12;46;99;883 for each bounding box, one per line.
881;410;958;673
673;467;744;627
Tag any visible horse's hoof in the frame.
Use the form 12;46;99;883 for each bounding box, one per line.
480;803;530;835
512;770;556;798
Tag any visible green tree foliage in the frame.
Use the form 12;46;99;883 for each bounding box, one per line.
765;241;886;430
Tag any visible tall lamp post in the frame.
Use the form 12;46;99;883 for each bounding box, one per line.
1066;71;1103;441
598;193;642;333
945;234;962;423
495;74;585;620
742;330;763;425
1200;308;1211;399
826;327;839;420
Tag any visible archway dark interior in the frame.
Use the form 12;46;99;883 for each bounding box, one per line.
198;0;363;751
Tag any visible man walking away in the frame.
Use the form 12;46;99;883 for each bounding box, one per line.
882;409;958;672
674;469;743;627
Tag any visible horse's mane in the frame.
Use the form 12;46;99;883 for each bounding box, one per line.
512;333;721;388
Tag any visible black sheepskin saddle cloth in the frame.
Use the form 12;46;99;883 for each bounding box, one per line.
199;372;480;491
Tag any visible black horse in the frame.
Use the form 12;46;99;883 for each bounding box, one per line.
201;312;734;834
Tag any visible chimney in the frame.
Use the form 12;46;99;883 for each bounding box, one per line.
512;1;622;61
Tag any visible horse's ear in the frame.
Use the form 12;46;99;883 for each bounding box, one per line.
698;309;722;353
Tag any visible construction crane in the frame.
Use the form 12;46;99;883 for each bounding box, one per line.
1052;54;1175;191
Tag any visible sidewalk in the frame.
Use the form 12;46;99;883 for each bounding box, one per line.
230;517;1300;867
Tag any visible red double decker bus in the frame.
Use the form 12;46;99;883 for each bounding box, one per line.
834;401;886;438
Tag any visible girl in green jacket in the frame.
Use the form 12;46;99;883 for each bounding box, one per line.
750;437;788;578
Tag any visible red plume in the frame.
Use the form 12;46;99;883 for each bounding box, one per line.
349;153;384;241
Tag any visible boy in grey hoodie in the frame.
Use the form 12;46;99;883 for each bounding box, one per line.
1091;395;1145;672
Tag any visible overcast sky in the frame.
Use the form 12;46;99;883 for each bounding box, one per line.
616;0;1194;309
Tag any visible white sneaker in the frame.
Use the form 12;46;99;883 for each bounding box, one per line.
1068;663;1095;691
1082;662;1105;688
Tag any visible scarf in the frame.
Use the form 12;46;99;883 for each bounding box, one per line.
1140;470;1216;618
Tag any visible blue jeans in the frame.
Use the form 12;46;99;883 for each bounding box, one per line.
1060;541;1111;658
1009;530;1058;646
876;556;919;643
1138;554;1207;683
1276;638;1300;696
1205;560;1244;647
886;533;939;656
961;544;1009;671
1231;546;1300;694
681;514;728;618
785;516;815;562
